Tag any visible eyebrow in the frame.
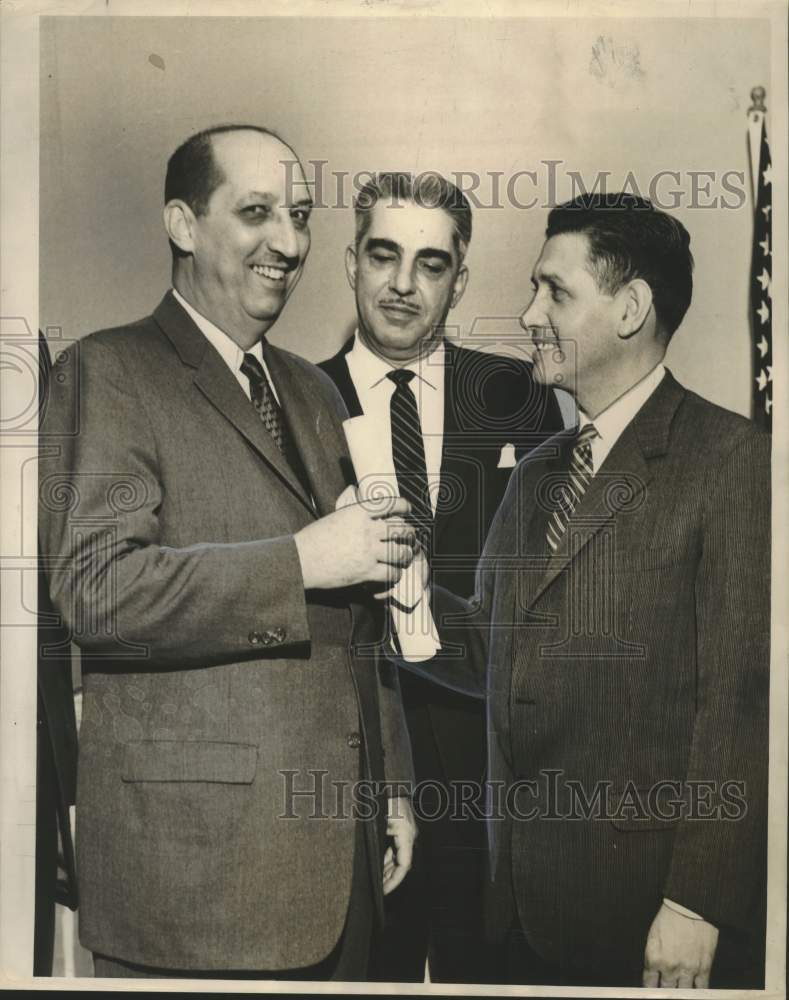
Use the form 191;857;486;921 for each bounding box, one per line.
533;268;566;288
238;191;314;209
365;238;453;267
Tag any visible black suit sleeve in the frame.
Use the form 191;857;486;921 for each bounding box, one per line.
394;450;523;698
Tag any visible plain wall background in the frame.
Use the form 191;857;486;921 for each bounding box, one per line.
40;14;770;416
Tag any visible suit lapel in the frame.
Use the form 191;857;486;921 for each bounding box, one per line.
154;292;315;514
518;431;575;609
433;342;459;543
528;371;685;607
264;346;350;517
325;341;364;418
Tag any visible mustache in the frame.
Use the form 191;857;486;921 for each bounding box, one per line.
378;299;420;313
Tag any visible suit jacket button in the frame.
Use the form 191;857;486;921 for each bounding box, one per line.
272;627;286;643
260;631;274;646
346;731;362;749
248;631;262;645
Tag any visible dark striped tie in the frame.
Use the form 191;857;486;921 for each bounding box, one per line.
387;369;433;548
241;351;310;495
546;422;599;552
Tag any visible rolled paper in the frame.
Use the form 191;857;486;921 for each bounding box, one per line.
343;415;440;661
343;415;398;504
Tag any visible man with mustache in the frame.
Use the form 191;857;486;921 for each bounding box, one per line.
38;125;417;980
319;171;562;982
397;193;769;988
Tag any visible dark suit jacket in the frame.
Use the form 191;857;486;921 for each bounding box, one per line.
38;292;412;971
320;338;563;788
400;371;770;976
35;332;79;974
320;337;564;599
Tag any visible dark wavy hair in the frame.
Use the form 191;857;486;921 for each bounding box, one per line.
546;193;694;339
353;171;472;261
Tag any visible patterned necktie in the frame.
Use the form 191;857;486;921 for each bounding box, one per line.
545;422;599;552
387;369;433;548
240;352;310;495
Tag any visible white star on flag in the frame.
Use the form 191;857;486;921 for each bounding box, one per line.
749;116;772;432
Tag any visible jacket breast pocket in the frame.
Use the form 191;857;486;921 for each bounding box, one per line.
121;739;258;784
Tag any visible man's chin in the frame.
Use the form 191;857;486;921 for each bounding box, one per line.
363;328;426;362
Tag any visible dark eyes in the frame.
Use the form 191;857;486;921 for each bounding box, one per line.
531;280;566;302
369;253;445;276
290;208;311;229
239;205;311;228
241;205;269;220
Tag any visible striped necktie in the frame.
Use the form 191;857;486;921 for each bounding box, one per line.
546;422;599;552
387;368;433;548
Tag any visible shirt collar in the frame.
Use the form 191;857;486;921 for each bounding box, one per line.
578;363;666;443
172;288;264;368
347;330;444;391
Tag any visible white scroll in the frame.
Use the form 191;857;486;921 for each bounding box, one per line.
343;415;440;662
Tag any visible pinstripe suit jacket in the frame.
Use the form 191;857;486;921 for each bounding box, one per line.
38;292;413;971
402;370;770;976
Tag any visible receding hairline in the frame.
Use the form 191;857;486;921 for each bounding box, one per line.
207;127;305;177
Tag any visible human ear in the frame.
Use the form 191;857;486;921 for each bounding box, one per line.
618;278;653;339
345;244;358;290
450;265;469;308
163;200;197;255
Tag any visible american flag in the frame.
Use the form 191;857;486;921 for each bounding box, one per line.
749;114;772;431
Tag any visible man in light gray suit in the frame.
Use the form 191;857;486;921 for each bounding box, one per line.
39;124;417;980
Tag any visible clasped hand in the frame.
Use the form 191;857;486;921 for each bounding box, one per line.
294;485;416;590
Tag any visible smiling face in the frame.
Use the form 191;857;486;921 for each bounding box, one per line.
519;232;623;402
170;129;312;348
346;200;468;364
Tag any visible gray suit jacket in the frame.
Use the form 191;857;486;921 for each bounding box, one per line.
38;292;412;971
401;371;769;976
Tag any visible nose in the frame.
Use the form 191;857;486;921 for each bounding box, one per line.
389;259;416;297
266;210;302;262
519;296;540;332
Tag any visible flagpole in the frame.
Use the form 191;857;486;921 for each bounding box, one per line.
747;86;767;205
747;85;772;432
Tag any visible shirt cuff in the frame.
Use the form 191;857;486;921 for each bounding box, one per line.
663;897;704;921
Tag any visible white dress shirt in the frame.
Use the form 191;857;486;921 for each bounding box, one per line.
345;332;446;515
172;288;280;404
577;363;666;473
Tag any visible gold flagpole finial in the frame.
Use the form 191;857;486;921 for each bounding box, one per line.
749;86;767;114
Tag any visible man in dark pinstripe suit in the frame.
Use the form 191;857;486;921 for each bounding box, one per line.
398;193;769;988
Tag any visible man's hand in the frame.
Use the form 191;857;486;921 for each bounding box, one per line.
372;542;430;608
382;795;417;896
642;902;719;988
295;493;415;590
